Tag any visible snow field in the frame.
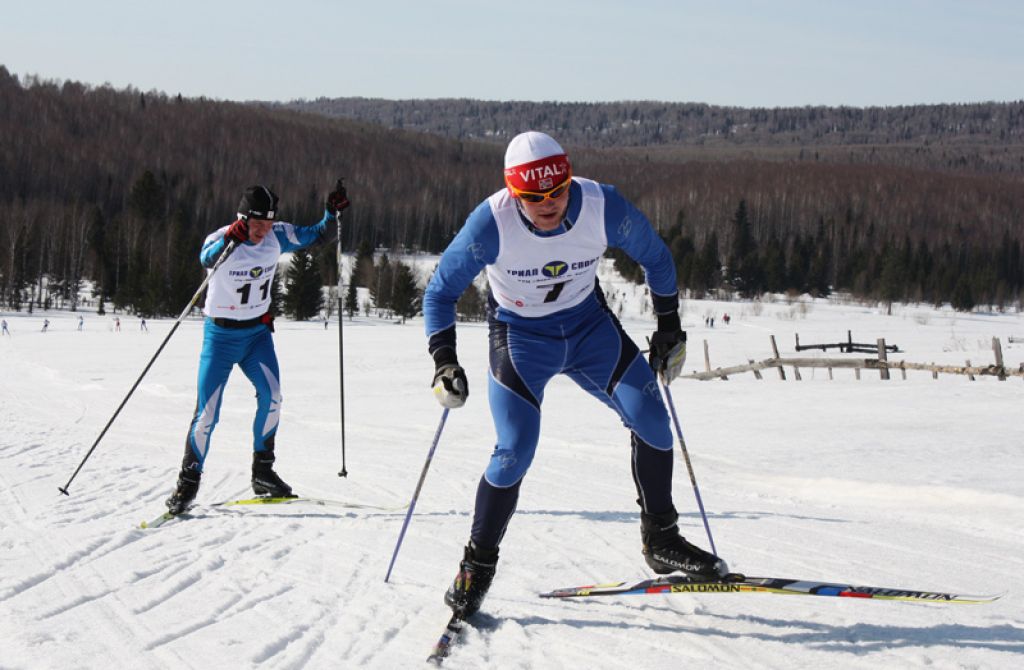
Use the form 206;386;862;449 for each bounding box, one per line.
1;275;1023;668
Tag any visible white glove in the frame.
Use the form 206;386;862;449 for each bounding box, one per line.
432;364;468;408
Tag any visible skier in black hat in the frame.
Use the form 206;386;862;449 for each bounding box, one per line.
165;182;350;514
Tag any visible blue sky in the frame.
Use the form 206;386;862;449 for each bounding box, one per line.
2;0;1022;107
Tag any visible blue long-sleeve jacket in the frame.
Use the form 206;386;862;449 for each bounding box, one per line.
200;211;333;267
424;181;678;357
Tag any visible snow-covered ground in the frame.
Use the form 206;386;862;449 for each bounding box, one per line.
2;265;1023;669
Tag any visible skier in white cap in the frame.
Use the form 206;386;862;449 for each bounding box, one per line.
423;131;728;619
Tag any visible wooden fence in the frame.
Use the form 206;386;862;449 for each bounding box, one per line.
685;335;1023;381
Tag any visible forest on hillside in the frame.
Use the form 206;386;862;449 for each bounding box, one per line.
284;97;1024;175
1;66;1022;318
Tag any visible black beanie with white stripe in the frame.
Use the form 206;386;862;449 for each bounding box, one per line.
237;185;279;220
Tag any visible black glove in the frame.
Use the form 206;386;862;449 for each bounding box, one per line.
225;218;250;244
326;178;350;214
648;311;687;384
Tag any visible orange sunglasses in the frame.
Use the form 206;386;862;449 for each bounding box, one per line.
508;175;572;203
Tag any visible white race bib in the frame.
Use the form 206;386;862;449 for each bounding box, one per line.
485;178;607;318
202;229;281;318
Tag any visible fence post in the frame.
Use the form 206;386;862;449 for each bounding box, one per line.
877;338;890;380
966;359;975;381
993;337;1006;381
748;359;763;380
703;339;711;375
770;335;786;380
932;362;938;380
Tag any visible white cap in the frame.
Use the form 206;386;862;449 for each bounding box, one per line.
504;131;566;169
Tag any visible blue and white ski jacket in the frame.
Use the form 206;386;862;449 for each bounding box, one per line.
424;178;678;355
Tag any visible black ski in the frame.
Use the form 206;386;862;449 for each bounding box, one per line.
540;574;1002;604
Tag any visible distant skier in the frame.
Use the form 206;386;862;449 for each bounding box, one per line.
1;319;9;336
164;182;351;514
114;316;121;332
41;319;49;333
78;315;84;331
423;131;727;619
140;318;148;332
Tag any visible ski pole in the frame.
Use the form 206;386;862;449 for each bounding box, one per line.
58;240;238;496
335;198;348;478
660;381;718;556
384;407;450;583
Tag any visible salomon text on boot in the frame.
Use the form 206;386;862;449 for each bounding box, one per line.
444;541;498;617
641;508;728;580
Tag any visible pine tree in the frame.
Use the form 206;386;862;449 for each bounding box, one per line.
166;207;201;316
608;248;642;283
806;218;833;297
691;232;721;297
283;248;324;320
787;235;811;294
456;281;487;321
353;241;376;288
728;199;760;296
370;253;393;313
269;271;284;317
879;240;904;315
344;270;358;318
128;171;165;222
115;244;147;313
952;275;975;312
390;261;420;322
761;235;787;293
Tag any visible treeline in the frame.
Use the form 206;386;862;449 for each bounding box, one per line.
284;97;1024;174
260;243;429;324
613;197;1023;312
2;66;1023;316
0;66;499;316
602;157;1024;309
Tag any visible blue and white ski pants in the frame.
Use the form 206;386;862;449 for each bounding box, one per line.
185;319;281;470
471;299;677;549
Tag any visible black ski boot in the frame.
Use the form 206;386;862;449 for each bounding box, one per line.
166;470;201;514
251;449;295;498
641;508;729;579
444;541;498;617
166;446;202;514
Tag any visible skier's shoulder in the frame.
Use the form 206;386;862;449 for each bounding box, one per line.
467;194;503;233
588;180;628;209
444;196;500;257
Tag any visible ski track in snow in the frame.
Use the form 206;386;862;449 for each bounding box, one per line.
2;279;1024;668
